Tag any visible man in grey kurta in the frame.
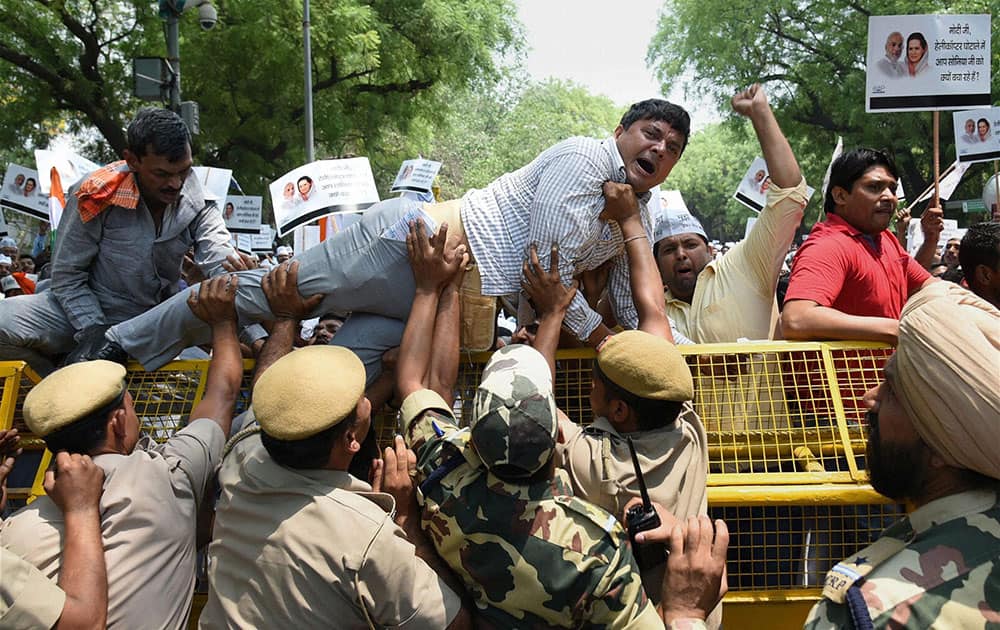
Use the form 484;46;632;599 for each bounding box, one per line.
0;108;236;374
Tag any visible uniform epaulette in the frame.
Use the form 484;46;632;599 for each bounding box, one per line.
552;494;624;547
821;535;907;604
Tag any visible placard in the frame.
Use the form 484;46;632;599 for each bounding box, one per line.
733;157;816;212
0;209;8;237
232;234;254;254
906;218;964;255
866;15;992;112
221;195;262;234
269;158;380;237
390;158;442;194
34;149;101;195
192;166;232;203
251;225;274;253
1;164;50;221
953;107;1000;163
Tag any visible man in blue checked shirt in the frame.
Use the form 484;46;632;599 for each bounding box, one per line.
87;99;693;383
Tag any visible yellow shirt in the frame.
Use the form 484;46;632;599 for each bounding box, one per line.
665;178;808;343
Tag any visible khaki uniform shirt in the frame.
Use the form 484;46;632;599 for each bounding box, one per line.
664;177;807;343
1;547;65;629
0;418;224;629
198;429;461;629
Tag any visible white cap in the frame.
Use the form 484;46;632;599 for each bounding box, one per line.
276;245;293;257
654;206;707;244
1;275;18;291
0;236;16;249
0;254;11;266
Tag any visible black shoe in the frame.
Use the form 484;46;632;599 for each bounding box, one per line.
62;326;129;367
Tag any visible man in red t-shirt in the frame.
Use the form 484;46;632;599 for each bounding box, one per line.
782;149;937;345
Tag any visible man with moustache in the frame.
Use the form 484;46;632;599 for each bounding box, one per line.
0;108;240;375
875;31;905;79
782;149;937;344
803;282;1000;629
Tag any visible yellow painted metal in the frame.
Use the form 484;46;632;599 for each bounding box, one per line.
0;361;23;431
820;344;863;481
708;483;890;506
722;589;820;629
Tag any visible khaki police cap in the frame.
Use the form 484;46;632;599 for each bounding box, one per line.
23;360;127;437
254;345;365;440
597;330;694;401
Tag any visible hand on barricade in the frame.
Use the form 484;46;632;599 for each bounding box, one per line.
262;260;324;321
0;428;22;510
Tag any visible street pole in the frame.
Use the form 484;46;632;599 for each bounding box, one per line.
165;10;181;112
303;0;314;162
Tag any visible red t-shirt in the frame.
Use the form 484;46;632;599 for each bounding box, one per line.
786;213;929;319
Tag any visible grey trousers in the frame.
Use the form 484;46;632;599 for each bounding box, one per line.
0;291;77;375
109;197;419;385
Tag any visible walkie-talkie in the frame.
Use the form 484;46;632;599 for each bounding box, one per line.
624;436;667;571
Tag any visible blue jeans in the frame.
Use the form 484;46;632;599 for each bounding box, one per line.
110;197;419;385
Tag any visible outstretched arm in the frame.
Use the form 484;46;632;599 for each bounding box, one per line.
521;243;577;380
732;84;800;188
602;182;673;341
186;274;243;435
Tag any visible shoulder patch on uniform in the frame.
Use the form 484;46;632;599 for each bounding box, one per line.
552;494;624;547
822;535;907;604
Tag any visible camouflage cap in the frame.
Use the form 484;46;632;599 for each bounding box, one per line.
471;345;558;480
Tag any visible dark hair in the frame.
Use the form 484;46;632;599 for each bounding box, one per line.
297;176;313;188
824;149;899;214
261;411;357;469
619;100;691;153
43;390;125;454
907;32;927;52
592;363;684;431
24;177;36;189
126;108;191;161
18;254;33;261
960;221;1000;284
978;118;991;131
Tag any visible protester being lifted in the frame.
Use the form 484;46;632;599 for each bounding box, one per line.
781;149;937;344
0;108;251;375
81;97;697;380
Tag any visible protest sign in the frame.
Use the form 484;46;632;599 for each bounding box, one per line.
1;164;50;221
34;149;101;195
733;157;816;212
251;225;274;253
390;158;442;194
906;217;964;255
269;158;380;237
953;107;1000;163
0;209;8;236
192;166;232;204
232;234;254;254
866;15;991;113
221;195;262;234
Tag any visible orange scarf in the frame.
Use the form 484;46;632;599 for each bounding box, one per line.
76;160;141;223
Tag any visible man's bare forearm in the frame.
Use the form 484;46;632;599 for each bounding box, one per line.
56;510;107;629
397;290;440;400
251;319;298;390
428;285;460;405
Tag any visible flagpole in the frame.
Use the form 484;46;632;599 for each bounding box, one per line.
932;111;940;207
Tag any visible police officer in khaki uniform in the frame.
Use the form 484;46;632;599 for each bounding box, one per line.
199;344;467;629
1;274;243;629
1;447;108;629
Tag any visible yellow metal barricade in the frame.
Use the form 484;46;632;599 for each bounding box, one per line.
0;341;897;628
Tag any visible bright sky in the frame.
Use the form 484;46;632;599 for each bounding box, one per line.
515;0;720;130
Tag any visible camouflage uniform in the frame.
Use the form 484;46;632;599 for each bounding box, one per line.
804;489;1000;629
401;346;661;629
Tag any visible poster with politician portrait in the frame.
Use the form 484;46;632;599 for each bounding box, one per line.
733;157;815;213
221;195;263;234
269;158;380;237
865;14;991;113
1;164;50;221
953;107;1000;163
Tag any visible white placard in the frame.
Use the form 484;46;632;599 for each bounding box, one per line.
906;218;964;255
192;166;232;203
222;195;262;234
0;208;8;236
733;157;816;212
866;15;992;113
269;158;380;237
953;107;1000;163
390;158;442;194
1;164;50;221
232;234;254;254
251;225;274;253
34;150;101;195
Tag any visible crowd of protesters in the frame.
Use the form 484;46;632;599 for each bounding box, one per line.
1;87;998;629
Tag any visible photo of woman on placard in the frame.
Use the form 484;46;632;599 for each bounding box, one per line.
977;118;992;143
905;32;929;77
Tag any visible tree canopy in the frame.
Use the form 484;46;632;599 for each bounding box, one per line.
648;0;1000;207
0;0;521;196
